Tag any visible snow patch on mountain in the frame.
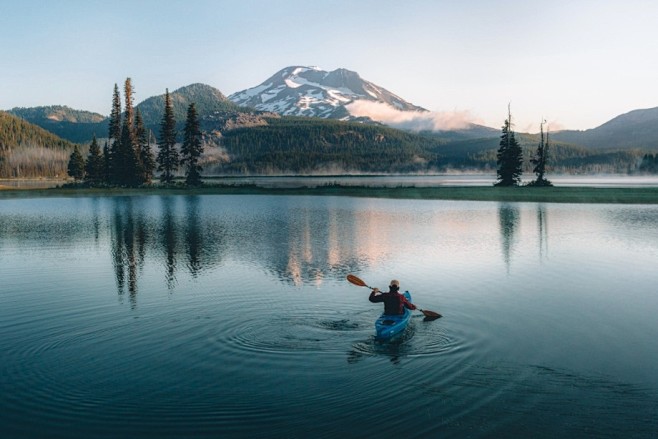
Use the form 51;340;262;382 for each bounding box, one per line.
229;66;427;121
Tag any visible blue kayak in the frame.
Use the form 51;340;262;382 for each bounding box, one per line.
375;291;413;339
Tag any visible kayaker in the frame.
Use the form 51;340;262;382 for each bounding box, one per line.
369;279;417;315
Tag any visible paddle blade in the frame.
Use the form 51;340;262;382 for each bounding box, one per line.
346;274;368;287
419;309;442;319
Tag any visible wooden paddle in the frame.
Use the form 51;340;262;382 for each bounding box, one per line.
346;274;442;319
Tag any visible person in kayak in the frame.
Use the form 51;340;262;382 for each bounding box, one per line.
369;279;417;315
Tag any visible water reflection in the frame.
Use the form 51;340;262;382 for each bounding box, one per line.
498;203;520;272
9;195;655;307
107;196;226;303
537;204;549;260
185;196;203;277
239;202;369;287
347;331;415;365
111;197;147;307
161;197;178;289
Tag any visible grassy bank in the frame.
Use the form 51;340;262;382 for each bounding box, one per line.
2;183;658;204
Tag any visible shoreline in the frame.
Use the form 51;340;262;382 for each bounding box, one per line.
2;184;658;204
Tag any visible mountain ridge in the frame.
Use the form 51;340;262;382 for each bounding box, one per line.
552;106;658;150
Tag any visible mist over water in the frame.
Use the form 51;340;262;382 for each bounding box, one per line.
1;195;657;438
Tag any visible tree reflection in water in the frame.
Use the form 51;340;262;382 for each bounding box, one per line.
498;203;519;273
161;196;177;289
111;197;146;308
109;196;225;304
537;203;549;261
185;196;202;277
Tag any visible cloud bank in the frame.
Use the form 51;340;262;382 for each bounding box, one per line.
345;101;474;131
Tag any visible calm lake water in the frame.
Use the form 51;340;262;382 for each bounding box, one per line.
1;194;658;438
5;174;658;189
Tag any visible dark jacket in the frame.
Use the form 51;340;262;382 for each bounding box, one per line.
369;289;416;315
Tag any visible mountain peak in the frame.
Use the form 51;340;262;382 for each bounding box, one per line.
228;65;426;119
171;83;229;101
136;83;245;126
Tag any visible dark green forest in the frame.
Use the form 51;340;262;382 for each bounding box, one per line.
8;106;108;144
218;117;442;174
0;111;77;178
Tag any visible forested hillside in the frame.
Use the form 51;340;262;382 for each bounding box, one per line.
0;111;77;178
137;83;249;130
9;106;108;144
216;117;443;174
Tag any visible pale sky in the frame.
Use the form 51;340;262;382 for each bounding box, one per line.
2;0;658;132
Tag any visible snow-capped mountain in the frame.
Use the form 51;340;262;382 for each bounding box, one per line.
228;66;427;120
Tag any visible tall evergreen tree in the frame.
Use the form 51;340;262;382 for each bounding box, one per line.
494;106;523;187
108;83;122;183
102;141;111;182
157;89;179;184
116;77;142;186
109;84;122;141
528;120;553;186
180;103;204;186
85;134;104;183
135;108;156;184
67;146;85;181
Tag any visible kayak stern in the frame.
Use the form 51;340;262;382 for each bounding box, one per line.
374;291;413;339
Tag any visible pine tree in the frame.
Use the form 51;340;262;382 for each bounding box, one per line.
135;108;155;184
109;84;122;141
108;83;122;184
157;89;179;184
85;134;104;184
180;103;204;186
528;120;553;186
102;141;110;182
117;77;142;186
495;106;523;187
67;146;85;181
